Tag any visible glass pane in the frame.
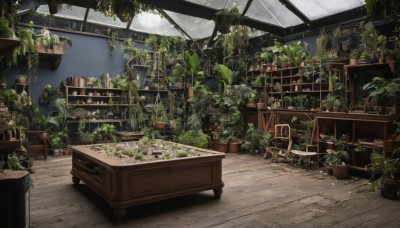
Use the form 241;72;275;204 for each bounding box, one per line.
35;4;86;21
164;10;215;39
87;9;127;28
249;29;267;38
245;0;303;28
183;0;248;12
129;12;184;37
289;0;365;20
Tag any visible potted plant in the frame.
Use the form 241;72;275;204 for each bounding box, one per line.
293;94;308;110
49;132;65;156
214;130;230;153
369;150;400;199
279;55;289;69
214;7;241;34
362;77;398;114
94;123;118;143
36;28;54;53
349;49;359;65
324;139;350;179
227;135;241;153
15;75;27;84
358;51;370;64
154;102;167;129
52;34;72;55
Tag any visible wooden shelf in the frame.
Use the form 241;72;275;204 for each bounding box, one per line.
0;38;20;53
66;119;128;124
67;104;133;107
344;63;390;73
66;86;124;91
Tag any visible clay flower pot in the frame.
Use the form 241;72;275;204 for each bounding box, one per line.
155;122;166;129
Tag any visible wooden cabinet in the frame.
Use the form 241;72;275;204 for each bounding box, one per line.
312;112;395;171
344;63;391;111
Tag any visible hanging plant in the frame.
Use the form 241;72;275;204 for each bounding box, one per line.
316;28;329;57
107;0;155;23
45;0;63;15
214;7;242;34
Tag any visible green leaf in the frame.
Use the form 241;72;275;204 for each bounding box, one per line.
216;64;233;86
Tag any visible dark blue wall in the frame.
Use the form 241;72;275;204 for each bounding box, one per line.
5;31;127;114
285;34;320;56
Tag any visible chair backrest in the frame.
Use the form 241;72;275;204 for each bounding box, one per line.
274;124;292;155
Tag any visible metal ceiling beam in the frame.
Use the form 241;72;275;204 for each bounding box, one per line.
157;8;193;40
242;0;254;16
282;7;366;36
139;0;216;20
60;0;366;39
278;0;311;26
80;8;89;32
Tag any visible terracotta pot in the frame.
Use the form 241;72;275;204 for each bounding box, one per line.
228;142;241;153
257;102;266;109
332;165;349;179
349;57;358;65
380;178;400;200
63;147;71;156
155;122;166;129
214;142;229;153
246;100;256;108
4;130;12;141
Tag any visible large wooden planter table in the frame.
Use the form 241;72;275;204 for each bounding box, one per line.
70;141;225;218
312;111;395;172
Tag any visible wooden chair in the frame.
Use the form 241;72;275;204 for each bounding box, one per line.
290;145;318;168
268;124;293;162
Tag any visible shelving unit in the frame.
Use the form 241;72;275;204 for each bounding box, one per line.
311;112;396;171
266;67;329;109
65;86;131;125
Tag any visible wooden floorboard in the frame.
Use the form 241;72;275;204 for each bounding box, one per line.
27;153;400;227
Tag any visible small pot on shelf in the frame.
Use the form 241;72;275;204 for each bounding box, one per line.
155;122;166;129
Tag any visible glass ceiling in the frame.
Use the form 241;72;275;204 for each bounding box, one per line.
32;0;366;39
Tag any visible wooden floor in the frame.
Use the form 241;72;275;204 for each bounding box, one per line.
29;153;400;227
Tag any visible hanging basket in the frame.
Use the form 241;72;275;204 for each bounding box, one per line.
46;0;61;14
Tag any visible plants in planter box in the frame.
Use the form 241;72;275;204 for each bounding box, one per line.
52;34;72;55
35;28;72;54
324;139;350;179
176;130;210;149
369;149;400;200
49;132;66;156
